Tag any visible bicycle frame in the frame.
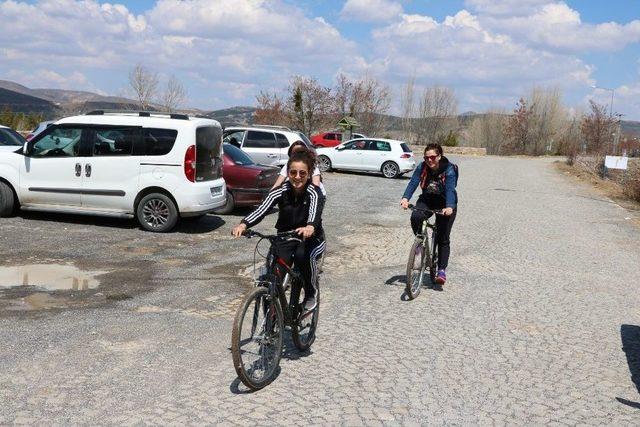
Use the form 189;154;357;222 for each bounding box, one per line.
256;240;306;327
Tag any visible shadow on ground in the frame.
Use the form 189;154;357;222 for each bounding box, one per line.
617;324;640;409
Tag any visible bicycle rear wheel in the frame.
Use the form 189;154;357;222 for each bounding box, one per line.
405;239;427;299
231;286;284;390
292;286;319;351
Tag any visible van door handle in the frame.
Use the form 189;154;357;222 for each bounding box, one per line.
85;163;92;177
267;154;278;158
75;163;81;177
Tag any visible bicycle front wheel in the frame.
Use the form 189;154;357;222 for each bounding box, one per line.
405;239;426;299
292;288;319;351
231;286;284;390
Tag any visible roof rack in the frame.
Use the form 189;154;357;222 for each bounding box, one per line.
85;110;190;121
250;124;292;131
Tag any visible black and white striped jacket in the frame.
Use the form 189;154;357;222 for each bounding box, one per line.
241;182;324;235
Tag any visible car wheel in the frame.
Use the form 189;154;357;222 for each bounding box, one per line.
0;181;15;217
381;161;399;179
137;193;179;232
318;155;332;172
213;192;235;215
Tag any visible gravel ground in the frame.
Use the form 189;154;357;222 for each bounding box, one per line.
0;155;639;424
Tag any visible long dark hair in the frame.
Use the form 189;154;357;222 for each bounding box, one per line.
287;140;307;157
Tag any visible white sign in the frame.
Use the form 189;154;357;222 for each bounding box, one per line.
605;155;628;170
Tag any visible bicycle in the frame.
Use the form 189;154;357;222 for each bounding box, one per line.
405;204;443;299
231;229;320;390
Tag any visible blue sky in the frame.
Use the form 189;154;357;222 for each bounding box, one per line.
2;0;640;119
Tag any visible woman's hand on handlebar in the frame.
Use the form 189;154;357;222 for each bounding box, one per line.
295;225;315;239
232;223;247;237
442;207;453;216
400;198;409;210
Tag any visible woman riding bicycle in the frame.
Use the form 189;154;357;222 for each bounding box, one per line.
233;150;325;311
400;143;458;285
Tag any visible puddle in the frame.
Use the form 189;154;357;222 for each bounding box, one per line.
0;264;105;291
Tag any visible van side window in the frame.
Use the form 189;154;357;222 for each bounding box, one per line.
134;128;178;155
31;127;82;158
244;131;276;149
275;133;289;148
92;127;137;156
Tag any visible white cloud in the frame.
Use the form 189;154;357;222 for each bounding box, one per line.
370;10;594;112
6;69;88;89
468;2;640;53
340;0;403;23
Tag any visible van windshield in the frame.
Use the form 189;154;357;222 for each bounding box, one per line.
196;126;223;182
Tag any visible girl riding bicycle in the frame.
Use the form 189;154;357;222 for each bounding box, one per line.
400;143;458;285
232;150;325;311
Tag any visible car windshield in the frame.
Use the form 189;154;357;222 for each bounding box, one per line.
0;128;26;146
224;143;255;166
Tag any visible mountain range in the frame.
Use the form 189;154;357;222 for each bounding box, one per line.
1;79;639;136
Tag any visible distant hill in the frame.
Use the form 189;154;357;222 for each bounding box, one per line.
0;87;56;113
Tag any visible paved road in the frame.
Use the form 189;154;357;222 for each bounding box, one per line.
1;155;639;424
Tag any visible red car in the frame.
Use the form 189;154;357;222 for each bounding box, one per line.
311;131;365;148
214;143;279;214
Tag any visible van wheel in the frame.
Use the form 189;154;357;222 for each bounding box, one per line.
0;182;15;217
318;155;332;172
381;161;399;179
213;193;235;215
137;193;178;232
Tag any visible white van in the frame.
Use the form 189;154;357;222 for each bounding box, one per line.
0;111;226;232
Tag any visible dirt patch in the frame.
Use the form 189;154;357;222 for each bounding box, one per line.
555;161;640;214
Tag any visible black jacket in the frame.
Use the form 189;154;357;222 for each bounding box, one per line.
241;182;324;235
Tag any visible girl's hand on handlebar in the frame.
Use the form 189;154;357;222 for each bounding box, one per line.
400;198;409;209
296;225;315;239
232;223;247;237
442;207;453;216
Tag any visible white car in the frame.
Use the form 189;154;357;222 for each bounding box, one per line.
316;138;416;178
0;125;26;152
0;111;226;232
223;125;315;166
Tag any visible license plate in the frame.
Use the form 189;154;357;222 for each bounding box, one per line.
210;186;222;196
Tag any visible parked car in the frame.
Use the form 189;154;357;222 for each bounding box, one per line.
214;143;279;214
311;131;365;148
0;125;26;152
0;111;226;232
316;138;415;178
25;120;55;141
223;125;315;166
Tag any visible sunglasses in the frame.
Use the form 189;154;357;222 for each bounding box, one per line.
424;155;439;161
288;169;308;178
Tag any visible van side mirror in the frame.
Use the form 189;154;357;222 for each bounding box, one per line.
23;141;29;155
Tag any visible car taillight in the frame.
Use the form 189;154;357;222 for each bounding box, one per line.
400;153;412;159
184;145;196;182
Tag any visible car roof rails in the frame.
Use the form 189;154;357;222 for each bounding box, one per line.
250;124;292;131
85;110;189;120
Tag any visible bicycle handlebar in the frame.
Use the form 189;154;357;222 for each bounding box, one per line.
407;204;444;215
243;229;302;243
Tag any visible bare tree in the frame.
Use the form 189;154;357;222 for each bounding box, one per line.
350;76;392;137
416;86;458;145
466;110;508;154
400;76;416;143
333;73;354;119
557;113;583;165
581;100;615;154
285;76;333;136
528;87;565;155
161;75;186;112
254;90;287;125
129;64;158;110
504;98;533;154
